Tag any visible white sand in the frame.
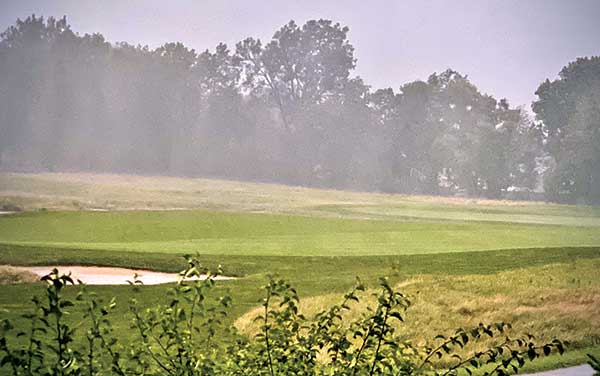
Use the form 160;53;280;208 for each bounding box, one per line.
5;265;235;285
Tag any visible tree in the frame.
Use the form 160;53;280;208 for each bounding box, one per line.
533;57;600;203
369;70;530;198
235;19;355;131
234;19;359;186
0;15;542;200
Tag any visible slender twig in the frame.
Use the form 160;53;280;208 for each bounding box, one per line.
369;297;393;376
25;311;40;375
440;338;510;376
418;334;463;369
349;319;376;376
131;310;175;375
263;286;275;376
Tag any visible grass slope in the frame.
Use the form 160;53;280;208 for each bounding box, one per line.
235;260;600;373
1;172;600;373
1;245;599;374
3;172;600;226
1;210;600;256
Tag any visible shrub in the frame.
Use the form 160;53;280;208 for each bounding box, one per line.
0;257;565;375
589;354;600;376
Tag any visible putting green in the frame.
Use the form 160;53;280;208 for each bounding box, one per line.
1;210;600;256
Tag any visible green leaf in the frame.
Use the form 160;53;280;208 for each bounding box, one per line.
543;345;551;356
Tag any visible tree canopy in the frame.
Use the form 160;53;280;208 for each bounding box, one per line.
2;15;594;202
533;57;600;204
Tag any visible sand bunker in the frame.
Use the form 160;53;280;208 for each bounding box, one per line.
5;265;235;285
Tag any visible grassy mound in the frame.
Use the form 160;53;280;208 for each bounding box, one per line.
0;265;39;285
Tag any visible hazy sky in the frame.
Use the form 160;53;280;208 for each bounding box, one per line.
1;0;599;109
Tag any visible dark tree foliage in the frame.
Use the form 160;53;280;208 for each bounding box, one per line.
0;15;544;198
533;57;600;204
370;71;539;197
589;353;600;376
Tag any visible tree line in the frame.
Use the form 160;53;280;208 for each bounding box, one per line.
0;15;598;203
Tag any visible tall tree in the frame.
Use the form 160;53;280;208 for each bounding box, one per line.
0;15;542;201
533;57;600;203
235;19;355;131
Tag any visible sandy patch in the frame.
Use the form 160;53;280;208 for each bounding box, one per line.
0;265;40;284
4;265;235;285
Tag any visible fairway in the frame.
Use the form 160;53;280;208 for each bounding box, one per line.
1;173;600;374
1;209;600;256
2;5;599;373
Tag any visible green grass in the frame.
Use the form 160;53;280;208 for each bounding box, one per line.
1;245;599;374
1;210;600;257
1;243;599;277
1;172;600;373
328;203;600;226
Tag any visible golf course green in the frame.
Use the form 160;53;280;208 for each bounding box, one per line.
1;172;599;374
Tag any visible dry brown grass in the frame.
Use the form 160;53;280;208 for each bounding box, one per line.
235;260;600;358
0;171;548;213
4;171;598;229
0;265;40;285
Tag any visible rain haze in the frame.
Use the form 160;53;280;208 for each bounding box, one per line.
1;2;600;375
1;0;600;199
1;0;599;108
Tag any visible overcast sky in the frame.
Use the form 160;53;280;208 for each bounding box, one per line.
1;0;599;109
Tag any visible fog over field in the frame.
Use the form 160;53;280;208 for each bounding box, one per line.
0;1;599;203
0;3;600;375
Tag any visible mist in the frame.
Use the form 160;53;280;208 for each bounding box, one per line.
0;14;599;203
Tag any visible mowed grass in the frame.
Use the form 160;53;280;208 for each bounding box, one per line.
1;210;600;256
1;172;600;373
1;245;599;374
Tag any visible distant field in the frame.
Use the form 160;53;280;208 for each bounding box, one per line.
3;172;600;225
2;172;600;257
1;172;599;373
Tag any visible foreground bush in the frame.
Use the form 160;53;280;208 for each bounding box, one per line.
0;257;565;375
589;354;600;376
